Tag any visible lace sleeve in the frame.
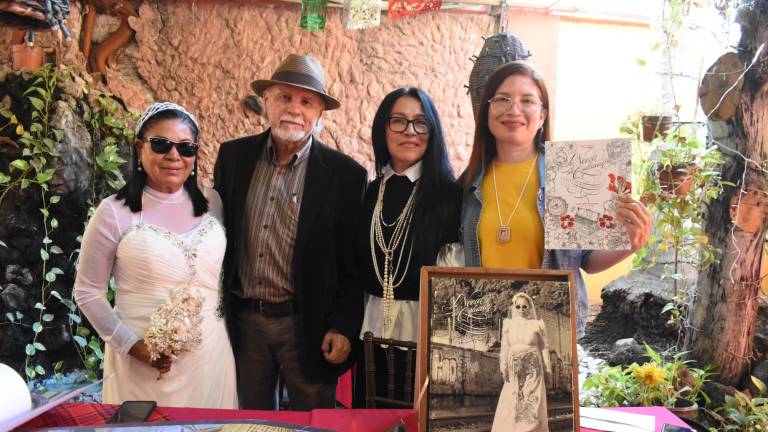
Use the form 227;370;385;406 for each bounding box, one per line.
73;198;140;356
500;318;510;375
203;187;224;226
537;319;549;351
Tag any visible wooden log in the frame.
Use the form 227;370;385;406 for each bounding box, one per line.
699;52;745;121
685;84;768;386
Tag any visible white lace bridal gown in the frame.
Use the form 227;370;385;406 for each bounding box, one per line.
75;187;237;409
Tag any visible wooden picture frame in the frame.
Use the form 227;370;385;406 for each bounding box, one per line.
416;267;579;431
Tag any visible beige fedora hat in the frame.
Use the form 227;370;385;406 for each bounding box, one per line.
251;54;340;110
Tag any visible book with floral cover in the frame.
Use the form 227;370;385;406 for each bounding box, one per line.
544;138;632;250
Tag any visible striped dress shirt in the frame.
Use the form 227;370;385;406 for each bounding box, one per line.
238;135;311;302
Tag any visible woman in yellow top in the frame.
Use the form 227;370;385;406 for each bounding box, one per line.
460;61;653;338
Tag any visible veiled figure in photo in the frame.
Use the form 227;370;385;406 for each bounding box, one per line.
492;292;551;432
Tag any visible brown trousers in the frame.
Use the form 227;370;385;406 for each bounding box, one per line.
232;309;336;410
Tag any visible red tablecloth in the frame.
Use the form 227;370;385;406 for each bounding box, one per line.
18;402;418;432
18;403;690;432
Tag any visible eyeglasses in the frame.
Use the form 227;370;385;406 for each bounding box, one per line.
515;304;529;310
488;96;544;114
388;117;430;135
146;137;199;157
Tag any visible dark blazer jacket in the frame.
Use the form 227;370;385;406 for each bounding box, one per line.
214;130;367;382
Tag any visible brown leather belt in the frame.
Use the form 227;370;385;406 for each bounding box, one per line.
237;298;296;317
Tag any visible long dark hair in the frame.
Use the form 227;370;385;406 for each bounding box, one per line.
116;109;208;216
464;61;551;188
371;87;457;263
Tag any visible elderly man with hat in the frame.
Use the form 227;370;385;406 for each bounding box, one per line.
214;54;367;409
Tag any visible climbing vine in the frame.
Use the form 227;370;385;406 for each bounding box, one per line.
1;64;67;381
0;64;135;383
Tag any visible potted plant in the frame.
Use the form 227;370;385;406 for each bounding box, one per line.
11;31;45;70
629;125;725;305
620;110;676;143
621;121;724;314
582;343;712;418
618;116;726;342
641;114;675;142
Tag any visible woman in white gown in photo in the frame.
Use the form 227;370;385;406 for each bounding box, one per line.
492;292;551;432
74;102;237;408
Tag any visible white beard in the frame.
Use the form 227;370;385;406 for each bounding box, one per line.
272;125;308;143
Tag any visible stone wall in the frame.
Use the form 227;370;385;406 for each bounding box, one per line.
4;2;498;181
128;3;493;180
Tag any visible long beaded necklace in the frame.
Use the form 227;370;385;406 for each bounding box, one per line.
370;177;418;332
491;154;538;243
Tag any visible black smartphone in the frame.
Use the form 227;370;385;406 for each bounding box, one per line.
662;424;694;432
107;400;157;424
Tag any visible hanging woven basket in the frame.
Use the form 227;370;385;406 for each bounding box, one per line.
467;33;531;120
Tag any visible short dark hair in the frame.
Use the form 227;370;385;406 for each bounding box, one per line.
371;87;457;263
464;61;551;188
116;108;208;216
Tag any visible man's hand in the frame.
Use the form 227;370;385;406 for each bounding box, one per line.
321;329;351;364
129;340;172;374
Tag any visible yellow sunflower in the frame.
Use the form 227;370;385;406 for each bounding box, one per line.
634;362;666;387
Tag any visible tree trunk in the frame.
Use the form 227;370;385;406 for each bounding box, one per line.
684;1;768;386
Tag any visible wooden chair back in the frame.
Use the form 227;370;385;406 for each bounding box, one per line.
362;331;418;409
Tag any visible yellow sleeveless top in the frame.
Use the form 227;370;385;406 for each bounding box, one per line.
478;159;544;269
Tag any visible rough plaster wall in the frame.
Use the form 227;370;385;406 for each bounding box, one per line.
101;2;494;183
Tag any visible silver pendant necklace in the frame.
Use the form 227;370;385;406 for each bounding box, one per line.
491;154;538;243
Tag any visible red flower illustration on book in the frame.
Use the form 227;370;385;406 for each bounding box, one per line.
608;173;632;194
599;214;615;229
560;214;574;229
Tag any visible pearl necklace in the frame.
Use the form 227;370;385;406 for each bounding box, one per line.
491;154;538;243
370;177;417;332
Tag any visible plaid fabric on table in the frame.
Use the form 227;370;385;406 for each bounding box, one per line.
19;402;170;429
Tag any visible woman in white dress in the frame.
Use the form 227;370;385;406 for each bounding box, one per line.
74;102;237;408
492;292;551;432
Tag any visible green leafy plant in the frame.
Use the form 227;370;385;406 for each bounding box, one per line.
0;65;135;383
582;343;712;409
1;63;68;381
623;121;726;334
582;364;636;407
709;377;768;431
69;94;135;380
88;93;133;203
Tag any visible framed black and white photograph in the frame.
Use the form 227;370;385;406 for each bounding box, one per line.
416;267;579;432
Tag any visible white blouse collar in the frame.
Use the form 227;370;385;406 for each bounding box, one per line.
382;161;422;183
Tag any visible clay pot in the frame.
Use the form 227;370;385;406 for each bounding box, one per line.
668;399;699;421
642;115;674;142
659;164;697;197
11;43;44;70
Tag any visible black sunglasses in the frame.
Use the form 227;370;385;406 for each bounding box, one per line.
146;137;199;157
